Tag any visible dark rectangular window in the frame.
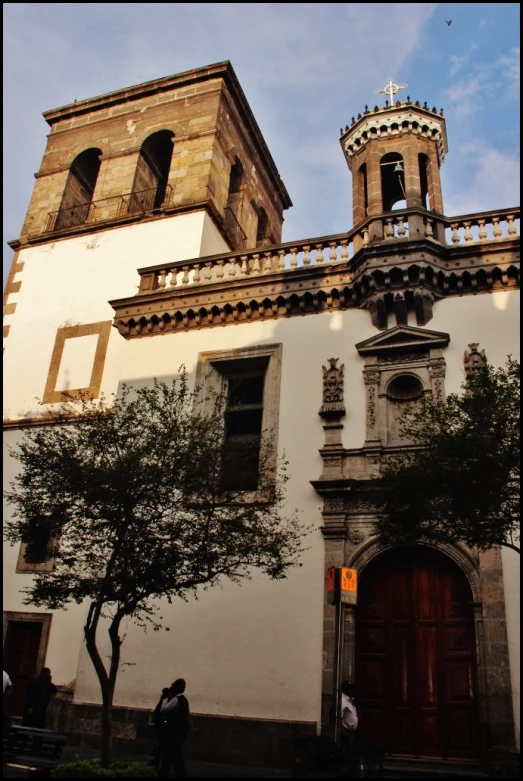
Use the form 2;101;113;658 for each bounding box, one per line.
222;371;265;491
23;525;52;564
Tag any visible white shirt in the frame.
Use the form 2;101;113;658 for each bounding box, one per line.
3;670;12;694
341;693;358;731
160;695;179;715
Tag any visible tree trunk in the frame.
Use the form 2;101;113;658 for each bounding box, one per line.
101;690;114;768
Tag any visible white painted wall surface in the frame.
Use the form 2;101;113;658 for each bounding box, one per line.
502;547;520;748
2;211;229;420
429;290;520;748
72;291;519;730
73;307;377;725
3;430;87;687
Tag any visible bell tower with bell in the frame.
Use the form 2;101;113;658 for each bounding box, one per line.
339;80;448;247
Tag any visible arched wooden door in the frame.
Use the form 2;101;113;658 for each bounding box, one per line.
355;548;480;758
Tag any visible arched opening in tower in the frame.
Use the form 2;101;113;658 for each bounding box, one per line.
419;153;431;210
56;148;102;230
256;206;269;247
380;152;406;212
359;163;369;218
130;130;174;213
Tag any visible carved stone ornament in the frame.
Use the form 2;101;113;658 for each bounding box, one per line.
319;358;346;419
464;343;487;376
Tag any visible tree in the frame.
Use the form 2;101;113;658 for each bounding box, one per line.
372;357;520;554
4;372;307;766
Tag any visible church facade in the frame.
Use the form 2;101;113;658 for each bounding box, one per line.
3;62;520;775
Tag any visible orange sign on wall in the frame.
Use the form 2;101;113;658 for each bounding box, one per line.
340;568;357;604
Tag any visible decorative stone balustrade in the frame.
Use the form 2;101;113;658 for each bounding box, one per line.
138;232;358;293
444;209;520;246
138;207;520;295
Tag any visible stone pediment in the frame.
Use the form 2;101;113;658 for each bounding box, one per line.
356;325;450;356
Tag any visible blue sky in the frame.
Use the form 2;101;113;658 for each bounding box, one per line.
3;3;520;281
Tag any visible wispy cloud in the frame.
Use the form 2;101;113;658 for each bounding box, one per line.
444;140;520;215
449;54;469;78
447;46;520;117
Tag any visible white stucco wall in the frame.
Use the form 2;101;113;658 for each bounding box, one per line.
429;290;520;748
73;307;377;724
72;290;520;731
3;430;87;687
2;210;229;421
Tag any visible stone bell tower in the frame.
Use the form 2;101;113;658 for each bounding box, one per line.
339;82;448;247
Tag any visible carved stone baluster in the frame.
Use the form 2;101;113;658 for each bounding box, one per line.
425;218;434;239
492;216;502;239
397;216;406;237
315;244;324;264
204;262;213;282
290;248;298;270
169;269;178;288
451;223;461;244
464;222;473;243
240;256;248;276
216;260;225;280
506;214;517;237
157;270;167;289
252;253;261;275
385;218;394;239
362;229;370;247
329;243;338;263
278;250;286;271
192;263;201;285
303;245;311;266
181;266;190;286
478;219;487;240
228;258;237;278
263;252;272;273
341;239;350;261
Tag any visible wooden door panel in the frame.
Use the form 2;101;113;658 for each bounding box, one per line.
391;710;416;754
417;626;438;707
447;709;477;754
4;620;43;716
446;661;475;702
355;548;479;759
359;660;386;699
419;713;441;755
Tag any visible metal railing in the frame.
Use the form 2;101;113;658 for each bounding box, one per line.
224;207;247;251
44;185;173;233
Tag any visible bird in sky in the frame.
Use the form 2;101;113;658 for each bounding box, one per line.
445;19;452;26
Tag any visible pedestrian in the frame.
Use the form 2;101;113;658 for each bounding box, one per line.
149;687;170;768
3;670;13;699
3;670;13;727
157;678;190;778
340;681;358;747
22;667;57;729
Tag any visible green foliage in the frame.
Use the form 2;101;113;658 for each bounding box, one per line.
53;758;156;777
4;371;306;620
372;358;520;553
4;370;308;765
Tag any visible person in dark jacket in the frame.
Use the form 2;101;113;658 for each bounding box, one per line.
149;688;170;768
157;678;190;778
22;668;57;729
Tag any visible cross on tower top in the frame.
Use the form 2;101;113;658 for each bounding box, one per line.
376;79;408;104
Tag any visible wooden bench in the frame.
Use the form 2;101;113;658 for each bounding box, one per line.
3;724;67;777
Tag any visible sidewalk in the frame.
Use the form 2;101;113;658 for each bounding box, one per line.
4;743;292;778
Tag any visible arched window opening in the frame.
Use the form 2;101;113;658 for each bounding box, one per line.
419;153;431;210
228;159;244;196
380;152;406;212
130;130;174;214
256;207;269;247
224;158;247;250
359;163;369;218
55;148;102;230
